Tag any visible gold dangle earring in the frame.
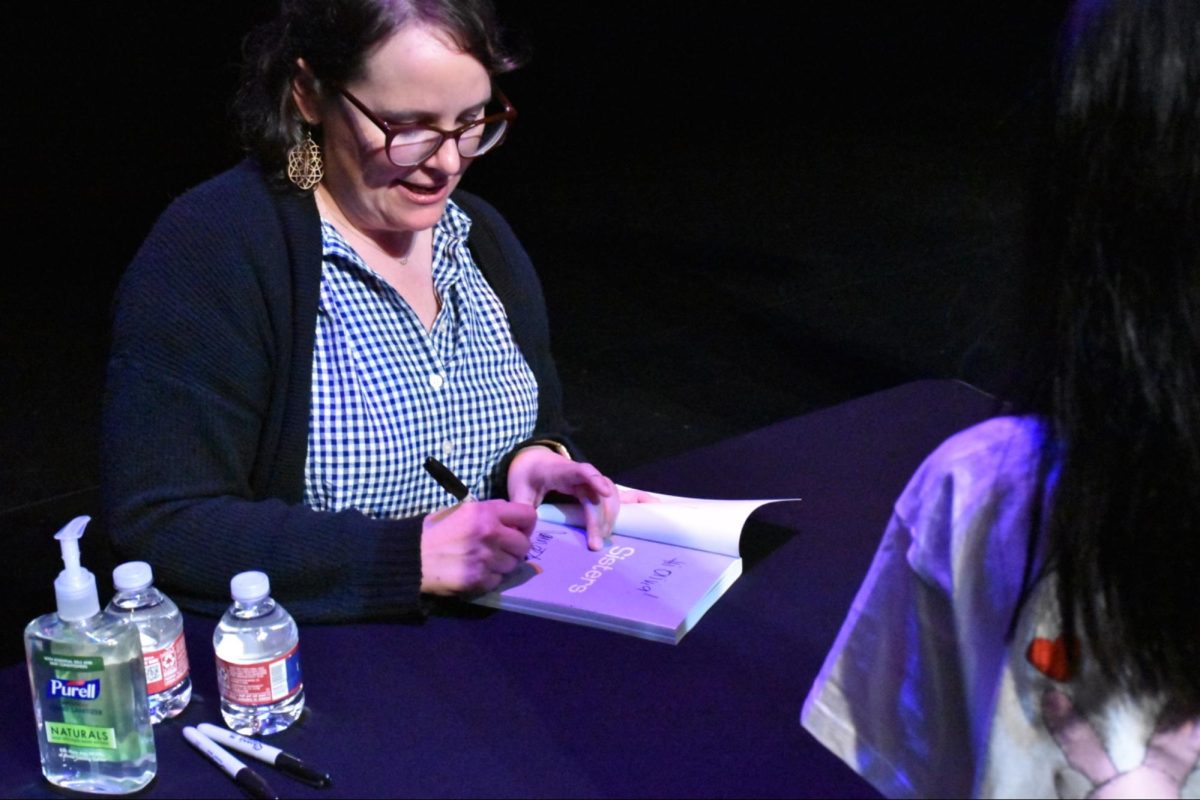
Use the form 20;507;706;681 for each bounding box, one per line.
287;128;323;190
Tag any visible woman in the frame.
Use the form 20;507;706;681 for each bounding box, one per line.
801;1;1200;797
101;0;622;622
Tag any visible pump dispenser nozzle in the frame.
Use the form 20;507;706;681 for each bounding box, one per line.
53;515;100;621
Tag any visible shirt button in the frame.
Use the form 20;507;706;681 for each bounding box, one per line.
442;440;454;456
429;373;444;390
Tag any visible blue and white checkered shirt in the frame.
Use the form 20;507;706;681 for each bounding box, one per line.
303;200;539;518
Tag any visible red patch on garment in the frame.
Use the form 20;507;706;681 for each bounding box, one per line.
1026;636;1078;682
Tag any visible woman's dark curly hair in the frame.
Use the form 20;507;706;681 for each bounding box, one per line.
232;0;523;188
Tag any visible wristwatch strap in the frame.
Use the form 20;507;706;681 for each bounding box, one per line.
519;438;573;460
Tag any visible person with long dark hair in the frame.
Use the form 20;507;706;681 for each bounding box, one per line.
801;1;1200;796
101;0;628;623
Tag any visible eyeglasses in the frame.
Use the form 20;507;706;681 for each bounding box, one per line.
335;85;516;167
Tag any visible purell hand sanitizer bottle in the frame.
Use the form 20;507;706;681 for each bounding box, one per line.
213;570;304;735
23;516;157;794
105;561;192;723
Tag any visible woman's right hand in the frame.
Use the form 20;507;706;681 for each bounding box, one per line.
419;500;537;595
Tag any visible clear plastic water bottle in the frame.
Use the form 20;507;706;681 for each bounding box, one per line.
105;561;192;723
213;571;304;735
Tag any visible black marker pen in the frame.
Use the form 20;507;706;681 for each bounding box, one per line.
183;726;279;799
423;456;478;502
197;722;333;788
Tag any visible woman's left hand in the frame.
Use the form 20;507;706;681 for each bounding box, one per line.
507;445;618;550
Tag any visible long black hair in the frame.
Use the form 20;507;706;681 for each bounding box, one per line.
1018;0;1200;723
232;0;524;187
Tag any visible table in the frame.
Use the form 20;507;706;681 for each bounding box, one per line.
0;379;1002;799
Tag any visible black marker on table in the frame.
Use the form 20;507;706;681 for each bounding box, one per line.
197;722;333;788
183;726;279;800
424;456;478;502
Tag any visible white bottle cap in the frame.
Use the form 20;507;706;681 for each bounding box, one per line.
230;571;270;603
53;516;100;621
112;561;154;592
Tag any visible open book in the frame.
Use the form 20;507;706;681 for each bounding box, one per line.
470;490;799;644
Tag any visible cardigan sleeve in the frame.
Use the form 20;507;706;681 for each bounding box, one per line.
101;167;425;622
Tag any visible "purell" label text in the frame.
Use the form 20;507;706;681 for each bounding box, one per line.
47;678;101;700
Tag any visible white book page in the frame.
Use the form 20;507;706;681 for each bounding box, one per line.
477;520;744;643
535;488;800;557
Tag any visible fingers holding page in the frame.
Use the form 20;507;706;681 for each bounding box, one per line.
548;462;618;550
507;446;620;547
579;495;618;551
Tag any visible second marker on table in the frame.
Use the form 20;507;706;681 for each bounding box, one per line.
197;722;333;788
182;726;279;800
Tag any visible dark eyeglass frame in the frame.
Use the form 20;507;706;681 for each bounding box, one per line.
335;84;517;166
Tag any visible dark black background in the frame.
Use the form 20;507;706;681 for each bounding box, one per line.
2;3;1067;669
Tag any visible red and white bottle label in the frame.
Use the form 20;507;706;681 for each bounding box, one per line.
143;632;190;695
216;644;303;706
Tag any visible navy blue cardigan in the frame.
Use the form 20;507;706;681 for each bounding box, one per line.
101;160;569;621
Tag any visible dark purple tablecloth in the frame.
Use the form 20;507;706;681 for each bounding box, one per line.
0;379;1002;798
